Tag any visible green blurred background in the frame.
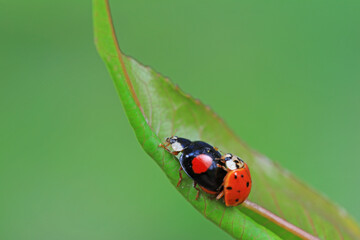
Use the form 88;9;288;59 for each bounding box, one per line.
1;0;360;239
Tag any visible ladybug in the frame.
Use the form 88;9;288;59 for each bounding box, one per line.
160;136;227;198
216;153;252;206
160;137;252;206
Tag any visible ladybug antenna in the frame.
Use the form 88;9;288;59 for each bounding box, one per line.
218;148;226;155
171;127;179;139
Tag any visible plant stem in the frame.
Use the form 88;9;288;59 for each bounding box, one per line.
243;200;319;240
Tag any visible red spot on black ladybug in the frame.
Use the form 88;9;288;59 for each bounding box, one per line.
246;182;249;187
192;154;213;174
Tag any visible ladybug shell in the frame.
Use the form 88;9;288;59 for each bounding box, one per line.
179;141;227;192
223;163;252;206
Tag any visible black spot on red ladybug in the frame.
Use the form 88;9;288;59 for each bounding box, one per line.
226;187;232;190
246;182;249;187
235;199;239;202
234;173;238;179
241;174;244;178
237;190;241;193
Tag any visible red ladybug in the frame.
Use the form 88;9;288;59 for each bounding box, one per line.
216;154;252;206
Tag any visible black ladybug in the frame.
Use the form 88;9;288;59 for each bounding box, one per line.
160;136;227;198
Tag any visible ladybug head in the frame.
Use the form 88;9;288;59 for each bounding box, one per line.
222;153;245;170
165;136;178;144
165;136;186;152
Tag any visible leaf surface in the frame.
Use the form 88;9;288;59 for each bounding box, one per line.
93;0;360;239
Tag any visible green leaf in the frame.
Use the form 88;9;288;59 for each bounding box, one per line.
93;0;360;239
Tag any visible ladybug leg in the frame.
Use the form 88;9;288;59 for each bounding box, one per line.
159;137;173;151
193;182;201;200
159;143;180;156
216;190;224;200
171;151;180;156
215;154;229;165
216;163;229;172
159;142;170;150
177;167;183;187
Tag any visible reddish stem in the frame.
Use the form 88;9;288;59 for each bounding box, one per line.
243;200;320;240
